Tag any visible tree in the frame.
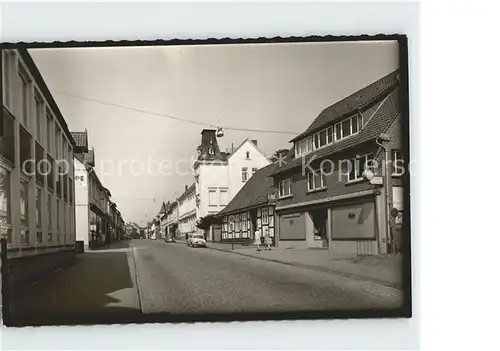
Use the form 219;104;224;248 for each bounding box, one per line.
196;214;222;231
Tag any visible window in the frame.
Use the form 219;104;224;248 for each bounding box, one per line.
220;188;228;206
20;180;29;245
392;150;405;176
35;143;44;185
0;108;15;164
36;187;42;229
47;155;54;191
278;178;292;198
246;151;250;159
0;167;12;244
56;198;61;231
34;91;44;142
242;167;248;182
2;51;12;109
348;154;374;182
295;136;313;157
208;146;214;155
47;192;53;229
208;188;217;206
46;109;53;154
262;208;269;224
19;126;32;176
17;64;31;128
252;167;257;175
335;114;363;141
236;216;241;231
307;169;326;191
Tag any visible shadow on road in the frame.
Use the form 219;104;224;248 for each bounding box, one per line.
5;248;141;327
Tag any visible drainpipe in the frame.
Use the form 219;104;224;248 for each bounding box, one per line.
375;135;391;256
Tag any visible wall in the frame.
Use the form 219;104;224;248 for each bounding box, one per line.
228;140;270;200
2;49;76;259
74;157;89;247
196;162;229;219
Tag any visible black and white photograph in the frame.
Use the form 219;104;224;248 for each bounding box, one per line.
1;36;410;326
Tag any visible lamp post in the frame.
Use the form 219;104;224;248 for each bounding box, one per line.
375;133;392;256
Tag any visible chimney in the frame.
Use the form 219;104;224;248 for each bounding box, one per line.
185;184;188;192
251;139;258;147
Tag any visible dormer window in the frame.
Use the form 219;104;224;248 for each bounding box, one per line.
334;114;363;142
208;146;214;155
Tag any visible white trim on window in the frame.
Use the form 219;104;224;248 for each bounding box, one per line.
278;178;292;198
306;169;327;192
347;153;374;183
334;113;363;142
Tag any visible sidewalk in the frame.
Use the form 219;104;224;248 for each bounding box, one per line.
206;242;403;289
6;240;141;326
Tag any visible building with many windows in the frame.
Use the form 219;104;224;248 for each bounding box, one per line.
1;48;77;288
178;183;197;239
270;70;405;255
193;129;270;240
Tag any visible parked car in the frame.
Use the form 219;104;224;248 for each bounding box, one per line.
165;236;176;243
187;234;207;248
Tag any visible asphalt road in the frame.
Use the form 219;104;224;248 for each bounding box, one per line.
7;239;403;325
133;239;402;314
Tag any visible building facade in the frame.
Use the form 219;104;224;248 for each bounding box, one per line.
178;183;197;239
270;70;405;255
218;163;278;245
193;129;270;240
1;48;77;288
166;200;179;239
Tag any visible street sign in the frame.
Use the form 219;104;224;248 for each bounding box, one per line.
369;176;383;185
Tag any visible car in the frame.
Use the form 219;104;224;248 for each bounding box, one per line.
165;236;176;243
187;234;207;248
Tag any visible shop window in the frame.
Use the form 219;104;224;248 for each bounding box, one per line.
20;180;29;244
0;167;12;244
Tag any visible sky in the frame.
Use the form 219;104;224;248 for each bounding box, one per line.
29;40;399;226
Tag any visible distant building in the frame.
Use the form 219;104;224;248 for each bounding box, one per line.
178;183;197;239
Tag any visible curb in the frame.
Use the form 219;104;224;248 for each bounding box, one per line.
207;246;402;290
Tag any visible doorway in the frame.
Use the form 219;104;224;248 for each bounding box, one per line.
310;208;328;248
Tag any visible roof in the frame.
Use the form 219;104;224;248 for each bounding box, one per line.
271;84;401;176
196;129;228;162
19;49;76;147
178;183;196;201
71;131;88;149
227;138;270;162
290;70;400;143
218;163;278;216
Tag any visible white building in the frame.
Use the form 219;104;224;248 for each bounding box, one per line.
1;48;76;288
178;183;197;239
193;129;271;240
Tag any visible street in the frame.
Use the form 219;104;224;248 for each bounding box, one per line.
7;239;402;325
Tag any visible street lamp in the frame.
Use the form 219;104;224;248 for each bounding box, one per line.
374;133;392;256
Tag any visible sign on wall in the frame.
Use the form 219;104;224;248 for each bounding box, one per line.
75;174;86;188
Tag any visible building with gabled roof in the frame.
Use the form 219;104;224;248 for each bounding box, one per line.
193;129;271;240
270;69;406;255
217;163;278;245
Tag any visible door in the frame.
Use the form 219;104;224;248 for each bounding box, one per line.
310;208;328;247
